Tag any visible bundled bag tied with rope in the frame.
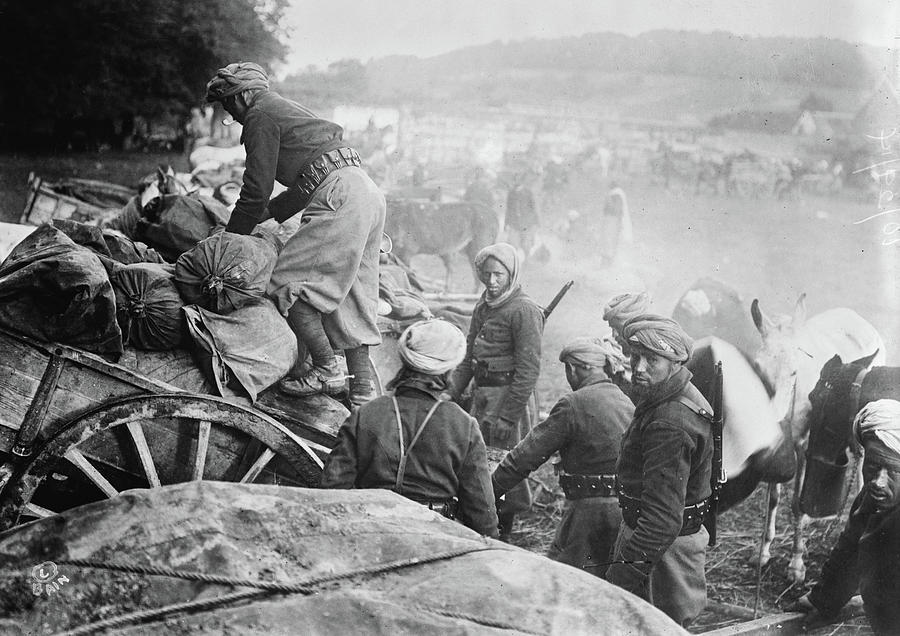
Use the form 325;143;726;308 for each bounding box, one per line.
105;260;185;351
183;298;298;402
174;231;278;314
0;224;123;358
135;193;231;262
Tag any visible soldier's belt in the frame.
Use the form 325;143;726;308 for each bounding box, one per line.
618;490;709;536
292;147;362;203
559;473;617;499
474;369;514;387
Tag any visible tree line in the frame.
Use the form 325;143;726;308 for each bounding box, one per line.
0;0;287;151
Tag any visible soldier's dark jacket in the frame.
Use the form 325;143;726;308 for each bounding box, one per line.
321;381;498;537
452;287;544;427
493;376;634;491
615;366;713;566
809;489;900;634
228;91;345;234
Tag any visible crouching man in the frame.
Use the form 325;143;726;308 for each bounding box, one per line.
321;319;499;537
794;399;900;635
607;315;713;628
492;337;633;575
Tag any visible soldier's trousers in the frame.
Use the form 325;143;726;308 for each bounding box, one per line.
613;524;708;627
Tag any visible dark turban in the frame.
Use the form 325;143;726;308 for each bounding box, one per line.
602;291;651;331
622;314;693;363
205;62;269;103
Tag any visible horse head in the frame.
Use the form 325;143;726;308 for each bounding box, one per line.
807;350;881;445
751;295;809;434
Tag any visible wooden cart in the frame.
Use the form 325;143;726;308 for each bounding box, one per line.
0;327;342;529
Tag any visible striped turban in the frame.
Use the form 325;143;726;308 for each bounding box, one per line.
398;319;467;375
622;314;693;363
205;62;269;103
854;399;900;457
559;336;626;373
602;291;651;332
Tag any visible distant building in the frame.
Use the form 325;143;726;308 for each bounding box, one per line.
790;110;855;139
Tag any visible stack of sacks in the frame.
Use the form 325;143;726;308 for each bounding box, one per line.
102;191;231;263
136;193;231;262
51;218;166;266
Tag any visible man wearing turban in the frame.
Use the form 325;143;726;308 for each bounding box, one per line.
795;399;900;634
602;291;651;351
322;319;498;537
451;242;545;539
205;62;385;406
607;314;713;627
492;337;634;576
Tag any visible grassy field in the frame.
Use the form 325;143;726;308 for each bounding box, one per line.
0;149;890;631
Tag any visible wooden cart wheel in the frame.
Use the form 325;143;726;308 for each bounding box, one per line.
2;393;325;527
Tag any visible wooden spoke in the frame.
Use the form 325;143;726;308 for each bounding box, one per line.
126;421;161;488
239;448;276;484
23;503;55;518
64;448;118;498
192;420;211;481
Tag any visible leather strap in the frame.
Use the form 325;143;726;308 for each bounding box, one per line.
393;396;444;494
847;366;869;438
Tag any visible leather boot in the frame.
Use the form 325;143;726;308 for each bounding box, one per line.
345;345;378;407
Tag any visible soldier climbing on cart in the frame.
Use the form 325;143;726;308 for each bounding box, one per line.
205;62;385;408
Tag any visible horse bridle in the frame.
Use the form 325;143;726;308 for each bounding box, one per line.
816;365;870;436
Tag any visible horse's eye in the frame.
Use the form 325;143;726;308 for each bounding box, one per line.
824;382;832;389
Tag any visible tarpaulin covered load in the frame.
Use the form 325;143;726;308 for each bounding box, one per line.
0;482;685;636
183;299;298;402
106;261;185;350
0;225;122;358
174;232;277;314
51;218;166;266
135;193;231;262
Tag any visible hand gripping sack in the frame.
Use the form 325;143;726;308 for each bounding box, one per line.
182;299;298;402
0;224;123;358
175;232;277;315
136;193;231;262
107;261;185;350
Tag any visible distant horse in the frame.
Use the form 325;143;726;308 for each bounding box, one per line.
803;354;900;517
384;197;500;291
688;337;796;566
750;294;886;581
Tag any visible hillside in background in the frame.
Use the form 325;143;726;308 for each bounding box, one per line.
278;29;887;124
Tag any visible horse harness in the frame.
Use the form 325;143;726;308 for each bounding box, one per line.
390;397;459;520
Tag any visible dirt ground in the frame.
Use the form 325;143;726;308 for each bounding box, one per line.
1;150;893;634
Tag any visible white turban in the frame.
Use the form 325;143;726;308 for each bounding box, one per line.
398;319;467;375
854;399;900;457
559;336;626;373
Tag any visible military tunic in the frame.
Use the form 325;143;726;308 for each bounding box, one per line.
608;366;713;627
493;375;633;575
224;90;385;350
453;286;544;517
321;382;499;537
